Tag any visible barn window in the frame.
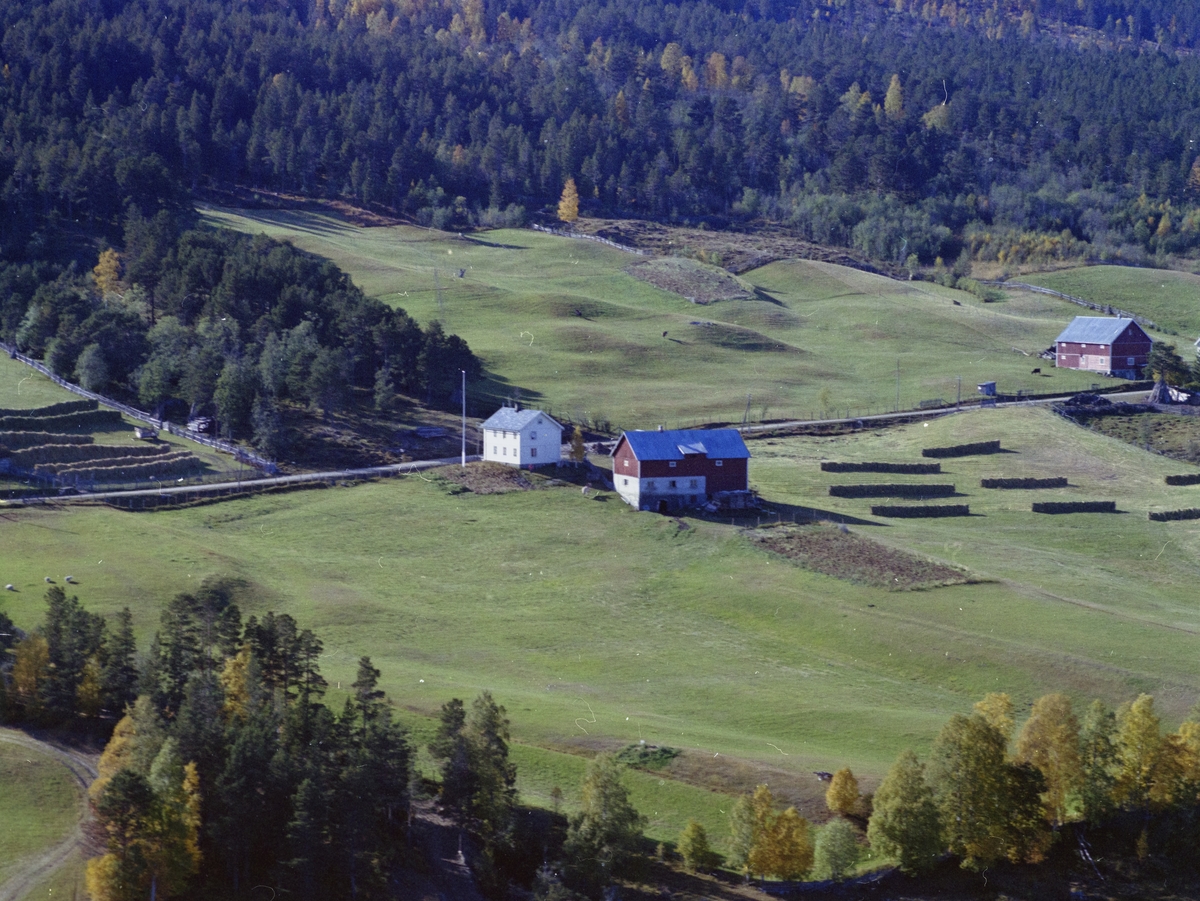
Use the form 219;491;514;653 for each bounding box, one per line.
624;460;629;467
531;447;537;458
669;480;677;488
715;460;723;467
669;461;677;468
689;479;698;488
531;431;537;439
1128;357;1135;365
646;480;655;489
623;478;628;485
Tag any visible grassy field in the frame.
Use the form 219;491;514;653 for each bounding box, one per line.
1017;266;1200;338
199;206;1112;429
0;732;84;886
4;405;1200;842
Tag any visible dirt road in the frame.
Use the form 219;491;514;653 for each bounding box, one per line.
0;730;97;901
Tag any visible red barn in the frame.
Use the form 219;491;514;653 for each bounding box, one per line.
611;428;750;512
1054;316;1151;379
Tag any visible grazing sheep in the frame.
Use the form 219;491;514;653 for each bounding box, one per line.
4;584;14;591
45;576;53;583
64;575;74;583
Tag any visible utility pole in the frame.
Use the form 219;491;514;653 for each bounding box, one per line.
743;393;752;425
956;375;962;409
895;359;900;412
461;370;467;467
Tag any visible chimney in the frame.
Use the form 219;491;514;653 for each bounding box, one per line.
657;425;664;431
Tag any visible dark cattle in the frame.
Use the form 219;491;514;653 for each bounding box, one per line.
1032;367;1041;374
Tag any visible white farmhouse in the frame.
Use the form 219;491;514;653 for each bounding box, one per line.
481;407;563;467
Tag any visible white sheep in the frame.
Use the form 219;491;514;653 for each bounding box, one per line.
45;576;53;583
4;584;14;591
64;575;74;583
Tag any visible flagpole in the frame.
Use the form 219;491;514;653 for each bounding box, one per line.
461;369;467;467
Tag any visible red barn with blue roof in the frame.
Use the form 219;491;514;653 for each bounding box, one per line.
611;428;750;512
1054;316;1151;379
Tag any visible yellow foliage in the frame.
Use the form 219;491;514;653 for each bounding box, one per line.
974;692;1014;742
1014;693;1082;826
557;178;579;223
91;713;136;804
825;767;860;816
219;646;252;722
705;52;729;89
12;635;49;717
93;249;122;297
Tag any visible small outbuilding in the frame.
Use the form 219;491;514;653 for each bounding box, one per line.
1054;316;1152;379
481;406;562;467
611;428;750;512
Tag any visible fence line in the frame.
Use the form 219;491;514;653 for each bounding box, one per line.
530;223;649;255
1;342;276;473
991;282;1158;331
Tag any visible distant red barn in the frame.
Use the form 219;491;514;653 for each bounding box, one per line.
611;428;749;512
1054;316;1151;379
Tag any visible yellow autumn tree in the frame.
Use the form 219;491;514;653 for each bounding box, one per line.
558;177;579;223
93;248;122;297
1014;693;1082;826
825;767;860;816
884;74;904;120
974;692;1015;742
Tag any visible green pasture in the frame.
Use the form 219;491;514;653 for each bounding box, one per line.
199;207;1109;429
0;353;247;481
0;732;83;886
1017;265;1200;339
4;406;1200;840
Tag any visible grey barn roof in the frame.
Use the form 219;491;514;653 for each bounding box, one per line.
480;407;561;431
1054;316;1146;346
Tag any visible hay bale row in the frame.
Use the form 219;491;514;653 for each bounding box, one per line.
830;483;956;498
0;431;94;450
38;450;194;474
981;477;1068;489
13;442;172;467
48;453;199;482
1164;474;1200;486
921;440;1002;458
0;409;122;431
871;504;970;518
1148;509;1200;522
1032;501;1116;514
0;399;97;418
820;461;941;474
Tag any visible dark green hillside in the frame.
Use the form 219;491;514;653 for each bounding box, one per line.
8;0;1200;279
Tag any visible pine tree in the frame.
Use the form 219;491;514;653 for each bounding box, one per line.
557;178;580;224
867;750;942;874
563;753;645;894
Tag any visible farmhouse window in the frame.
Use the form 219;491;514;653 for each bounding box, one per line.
502;447;507;456
646;480;655;489
493;446;497;454
623;478;628;485
669;480;677;488
715;460;723;467
1128;357;1135;365
531;447;538;458
689;479;698;488
624;460;629;467
531;431;537;439
669;461;677;468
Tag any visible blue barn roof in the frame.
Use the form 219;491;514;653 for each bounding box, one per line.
618;428;750;461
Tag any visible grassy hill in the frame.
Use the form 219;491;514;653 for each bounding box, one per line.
4;403;1200;840
1017;266;1200;339
200;207;1116;429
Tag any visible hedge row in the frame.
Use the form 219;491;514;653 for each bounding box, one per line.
1148;509;1200;522
48;453;199;482
820;461;941;474
0;399;97;418
1164;474;1200;486
921;440;1002;458
830;483;956;498
0;431;93;450
871;504;971;517
0;409;122;431
981;477;1068;489
1032;501;1116;514
17;442;171;467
